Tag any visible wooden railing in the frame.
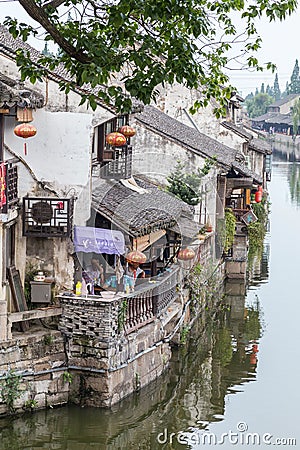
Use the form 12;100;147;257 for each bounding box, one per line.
100;145;132;180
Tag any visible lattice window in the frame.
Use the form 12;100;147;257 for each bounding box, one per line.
0;161;18;213
23;197;74;237
7;163;18;206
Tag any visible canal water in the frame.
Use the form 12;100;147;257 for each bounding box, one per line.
1;152;300;449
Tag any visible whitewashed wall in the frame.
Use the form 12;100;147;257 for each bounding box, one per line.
155;84;246;154
131;122;218;228
1;54;114;224
1;52;115;303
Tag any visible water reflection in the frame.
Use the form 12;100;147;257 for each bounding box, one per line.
271;139;300;207
0;267;267;450
288;163;300;207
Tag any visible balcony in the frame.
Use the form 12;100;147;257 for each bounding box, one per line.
58;266;181;342
100;145;132;180
0;161;18;214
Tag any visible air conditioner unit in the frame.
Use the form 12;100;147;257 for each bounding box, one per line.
23;197;73;237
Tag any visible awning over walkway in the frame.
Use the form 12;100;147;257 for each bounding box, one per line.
133;230;166;252
74;226;125;255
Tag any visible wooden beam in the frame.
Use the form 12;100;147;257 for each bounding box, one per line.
8;306;62;323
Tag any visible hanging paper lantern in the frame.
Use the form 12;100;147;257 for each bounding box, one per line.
177;248;195;261
14;123;37;155
255;186;263;203
105;132;126;147
118;125;136;138
126;250;147;264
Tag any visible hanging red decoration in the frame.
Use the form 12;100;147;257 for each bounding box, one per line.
118;125;136;138
126;250;147;264
56;201;64;213
105;132;127;147
14;123;37;156
255;186;263;203
177;248;195;261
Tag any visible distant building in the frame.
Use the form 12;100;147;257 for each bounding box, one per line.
252;94;300;135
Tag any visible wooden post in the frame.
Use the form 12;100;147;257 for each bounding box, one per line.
0;114;4;163
0;300;8;341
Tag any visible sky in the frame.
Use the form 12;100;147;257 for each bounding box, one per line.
0;1;300;98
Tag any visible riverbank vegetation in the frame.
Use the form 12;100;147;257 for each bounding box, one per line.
247;196;270;264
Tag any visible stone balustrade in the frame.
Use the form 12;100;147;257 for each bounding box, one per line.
58;265;181;341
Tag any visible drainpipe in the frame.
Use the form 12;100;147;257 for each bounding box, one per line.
182;108;201;133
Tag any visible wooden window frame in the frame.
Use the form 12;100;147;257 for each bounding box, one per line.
94;115;128;163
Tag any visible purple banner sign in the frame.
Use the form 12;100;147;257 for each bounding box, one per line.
74;226;125;255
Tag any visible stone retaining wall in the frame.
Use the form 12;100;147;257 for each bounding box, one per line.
0;330;70;416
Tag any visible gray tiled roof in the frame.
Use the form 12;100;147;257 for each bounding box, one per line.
92;176;199;238
266;114;292;125
252;112;278;122
249;138;272;155
252;111;292;126
135;106;262;183
0;25;115;113
268;94;299;108
136;106;239;166
0;71;44;107
221;121;253;139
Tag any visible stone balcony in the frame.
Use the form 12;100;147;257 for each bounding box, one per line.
58;265;181;343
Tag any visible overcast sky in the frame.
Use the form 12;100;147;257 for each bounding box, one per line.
1;1;299;98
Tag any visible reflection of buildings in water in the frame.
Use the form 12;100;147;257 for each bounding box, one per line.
287;162;300;207
248;242;270;285
273;141;300;207
0;291;265;450
272;140;300;163
272;141;300;206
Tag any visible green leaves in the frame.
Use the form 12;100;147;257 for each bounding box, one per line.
166;159;214;205
0;370;22;413
245;92;273;118
5;0;298;113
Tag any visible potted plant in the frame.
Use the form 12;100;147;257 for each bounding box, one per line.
205;219;213;233
198;226;207;240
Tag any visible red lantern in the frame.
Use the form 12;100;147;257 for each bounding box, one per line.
105;132;127;147
118;125;136;138
14;123;37;155
126;250;147;264
177;248;195;261
255;186;263;203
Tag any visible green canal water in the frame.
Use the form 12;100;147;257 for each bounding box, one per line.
1;153;300;449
